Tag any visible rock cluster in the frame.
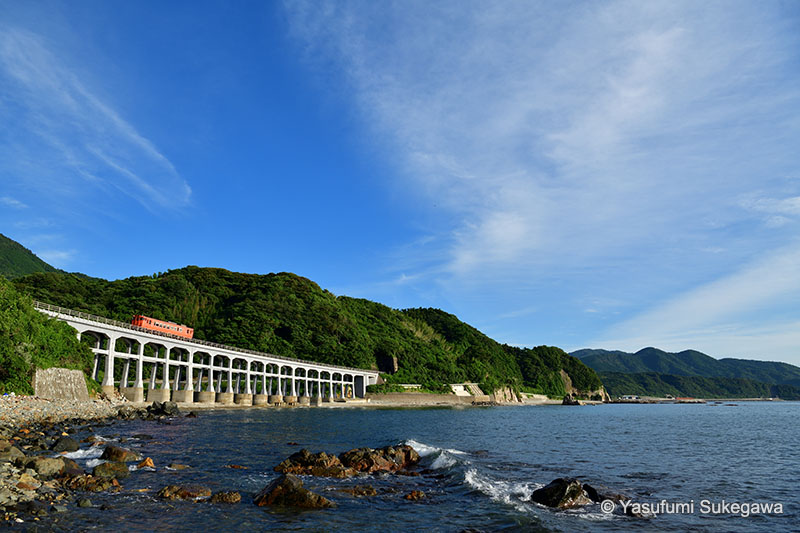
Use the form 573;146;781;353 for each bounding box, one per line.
116;401;181;421
275;445;420;478
529;477;633;514
254;474;335;509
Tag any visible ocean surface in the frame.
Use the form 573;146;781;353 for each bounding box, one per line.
26;402;799;532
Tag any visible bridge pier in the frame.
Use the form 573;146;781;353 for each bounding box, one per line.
253;394;269;406
269;394;284;405
234;393;253;406
216;392;234;404
194;390;215;403
123;387;145;402
172;389;194;403
147;388;171;402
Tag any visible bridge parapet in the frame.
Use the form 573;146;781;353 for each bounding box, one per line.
33;301;380;404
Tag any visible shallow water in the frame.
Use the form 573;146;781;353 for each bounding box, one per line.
23;402;800;532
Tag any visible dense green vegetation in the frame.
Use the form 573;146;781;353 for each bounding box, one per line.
573;347;800;386
13;265;602;396
0;276;95;394
600;371;800;400
0;233;59;279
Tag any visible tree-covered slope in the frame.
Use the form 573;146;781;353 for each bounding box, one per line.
600;372;800;400
574;347;800;386
0;275;95;394
14;266;602;396
0;233;59;279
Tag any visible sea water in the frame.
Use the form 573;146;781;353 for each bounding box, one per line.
26;402;799;532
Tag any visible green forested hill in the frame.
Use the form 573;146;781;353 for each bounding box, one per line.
600;371;800;400
0;233;59;279
13;266;602;396
0;275;95;394
574;347;800;387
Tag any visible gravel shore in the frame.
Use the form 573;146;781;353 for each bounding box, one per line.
0;394;125;431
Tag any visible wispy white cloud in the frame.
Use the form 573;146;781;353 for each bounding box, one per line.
594;243;800;357
0;196;27;209
285;1;800;360
35;248;76;267
0;28;191;209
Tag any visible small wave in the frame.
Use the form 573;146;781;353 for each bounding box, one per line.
464;468;539;513
62;447;105;460
86;458;105;469
405;439;467;457
405;439;467;471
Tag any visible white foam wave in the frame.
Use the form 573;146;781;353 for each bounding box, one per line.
431;453;457;470
464;468;539;513
61;446;104;460
86;458;105;469
405;439;467;457
405;439;438;457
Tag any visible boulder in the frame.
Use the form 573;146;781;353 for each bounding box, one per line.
404;490;426;501
274;449;355;478
338;485;377;497
137;457;155;469
529;478;593;509
562;394;581;406
210;491;241;504
62;475;114;492
0;438;25;462
339;445;420;474
60;457;84;478
147;401;180;418
254;474;335;509
93;461;130;480
101;445;142;462
157;485;212;501
51;436;80;453
168;463;190;470
16;457;66;478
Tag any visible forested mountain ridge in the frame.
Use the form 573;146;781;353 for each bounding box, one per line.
0;233;59;279
13;265;603;396
573;347;800;387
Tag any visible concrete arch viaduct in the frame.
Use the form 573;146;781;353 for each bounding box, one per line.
34;302;380;406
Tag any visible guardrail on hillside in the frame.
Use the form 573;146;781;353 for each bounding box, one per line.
33;300;375;374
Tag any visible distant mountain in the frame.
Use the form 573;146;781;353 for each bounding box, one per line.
599;371;800;401
0;233;59;279
572;347;800;388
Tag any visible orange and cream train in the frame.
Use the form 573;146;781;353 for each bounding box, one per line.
131;315;194;339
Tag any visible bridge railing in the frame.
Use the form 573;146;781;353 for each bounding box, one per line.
32;300;376;375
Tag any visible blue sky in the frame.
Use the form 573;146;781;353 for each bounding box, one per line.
2;1;800;364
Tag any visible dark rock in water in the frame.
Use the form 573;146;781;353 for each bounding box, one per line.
529;478;593;509
77;498;93;508
404;490;426;501
62;474;114;492
51;436;80;453
101;445;142;462
185;411;198;418
157;485;212;501
148;401;180;418
339;445;421;474
274;449;355;478
168;463;191;470
254;474;335;509
93;461;129;479
562;394;581;406
132;434;154;440
338;485;377;497
583;483;629;504
210;491;241;504
396;470;421;477
274;444;421;478
224;464;248;470
60;457;85;478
